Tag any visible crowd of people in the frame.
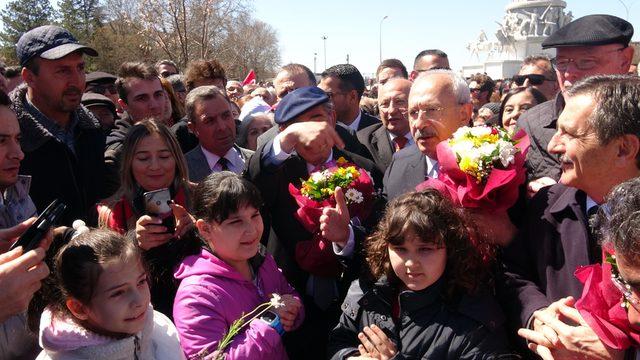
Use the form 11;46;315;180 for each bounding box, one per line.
0;12;640;360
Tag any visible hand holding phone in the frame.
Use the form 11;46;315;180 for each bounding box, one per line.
9;199;67;253
143;188;175;233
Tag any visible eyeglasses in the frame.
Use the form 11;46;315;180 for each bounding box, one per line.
379;99;408;113
611;271;640;313
409;106;447;119
87;83;117;95
512;74;552;86
551;48;626;72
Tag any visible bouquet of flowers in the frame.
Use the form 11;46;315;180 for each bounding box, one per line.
417;126;529;211
211;294;285;359
574;252;640;350
288;157;375;276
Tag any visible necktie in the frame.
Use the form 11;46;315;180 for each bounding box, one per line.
587;205;602;263
393;136;408;152
216;157;229;171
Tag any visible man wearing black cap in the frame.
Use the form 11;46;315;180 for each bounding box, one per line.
81;92;117;133
85;71;119;111
518;14;634;197
246;86;381;360
10;25;105;225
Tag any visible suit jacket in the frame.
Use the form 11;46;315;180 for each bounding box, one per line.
383;144;427;200
498;184;596;330
246;141;382;293
356;112;380;131
357;123;396;173
516;94;564;182
185;144;253;182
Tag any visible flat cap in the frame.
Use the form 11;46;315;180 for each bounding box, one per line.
274;86;329;125
86;71;116;84
81;93;116;116
17;25;98;67
542;14;633;49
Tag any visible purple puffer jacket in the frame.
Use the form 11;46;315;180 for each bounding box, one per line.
173;248;304;359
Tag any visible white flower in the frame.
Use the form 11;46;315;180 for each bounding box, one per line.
310;171;325;183
498;143;517;167
451;139;475;156
478;143;497;158
452;126;472;139
470;126;492;137
344;188;364;204
270;294;284;309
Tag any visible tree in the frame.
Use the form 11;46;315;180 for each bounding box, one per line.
58;0;105;44
0;0;56;64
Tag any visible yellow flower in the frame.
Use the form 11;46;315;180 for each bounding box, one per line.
336;157;348;165
459;156;478;174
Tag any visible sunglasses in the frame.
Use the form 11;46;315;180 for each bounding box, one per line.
512;74;549;86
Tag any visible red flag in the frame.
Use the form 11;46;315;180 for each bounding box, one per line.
241;69;256;86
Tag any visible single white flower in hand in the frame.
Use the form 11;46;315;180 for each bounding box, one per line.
311;171;325;183
344;188;364;204
498;144;517;167
270;294;284;309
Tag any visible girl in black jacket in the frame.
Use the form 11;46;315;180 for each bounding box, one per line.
328;189;514;360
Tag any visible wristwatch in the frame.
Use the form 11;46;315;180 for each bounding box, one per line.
260;311;285;336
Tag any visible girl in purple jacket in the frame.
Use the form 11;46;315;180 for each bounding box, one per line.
173;172;304;359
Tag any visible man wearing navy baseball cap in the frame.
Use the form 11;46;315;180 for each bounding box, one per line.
518;15;635;197
9;25;105;224
246;86;381;359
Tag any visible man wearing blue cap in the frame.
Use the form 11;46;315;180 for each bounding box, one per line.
10;25;105;224
246;86;381;360
518;14;635;198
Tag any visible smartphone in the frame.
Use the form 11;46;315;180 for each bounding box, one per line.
9;199;67;253
142;188;175;233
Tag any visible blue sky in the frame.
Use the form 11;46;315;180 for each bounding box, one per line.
253;0;639;76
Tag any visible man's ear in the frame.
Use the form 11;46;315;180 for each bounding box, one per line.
409;71;419;82
327;108;337;128
187;120;197;136
459;103;474;126
22;67;35;87
117;98;128;112
66;298;90;321
615;134;640;167
620;46;635;73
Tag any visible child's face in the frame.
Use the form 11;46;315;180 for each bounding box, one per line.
76;255;150;336
198;205;264;268
388;231;447;291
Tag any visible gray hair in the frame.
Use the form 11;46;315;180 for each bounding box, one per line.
566;75;640;167
414;69;471;104
185;85;227;123
595;177;640;260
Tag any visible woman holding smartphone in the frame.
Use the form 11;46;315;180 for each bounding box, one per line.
96;119;194;318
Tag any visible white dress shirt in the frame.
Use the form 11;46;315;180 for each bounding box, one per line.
340;110;362;132
201;145;245;174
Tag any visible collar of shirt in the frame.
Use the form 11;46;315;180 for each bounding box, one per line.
201;145;244;174
388;131;415;146
340;110;362;132
586;195;598;216
25;95;78;143
306;150;334;173
425;155;439;178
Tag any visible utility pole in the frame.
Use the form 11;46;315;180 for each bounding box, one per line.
322;35;328;70
379;15;388;63
346;54;349;64
314;52;317;73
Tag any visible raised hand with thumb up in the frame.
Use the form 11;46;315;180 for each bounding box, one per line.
319;187;351;247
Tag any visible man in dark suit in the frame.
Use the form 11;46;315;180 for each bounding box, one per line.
383;70;472;200
246;86;381;360
502;75;640;359
319;64;379;131
184;85;252;182
517;15;634;197
357;78;413;172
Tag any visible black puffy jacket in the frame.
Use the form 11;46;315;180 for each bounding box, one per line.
328;277;516;360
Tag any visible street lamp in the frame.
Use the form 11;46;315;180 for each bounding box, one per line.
314;52;317;73
379;15;388;63
322;35;328;70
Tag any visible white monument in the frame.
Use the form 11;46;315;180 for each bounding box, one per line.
462;0;572;79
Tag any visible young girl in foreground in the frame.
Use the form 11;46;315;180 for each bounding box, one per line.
172;172;304;359
34;229;185;359
328;189;511;360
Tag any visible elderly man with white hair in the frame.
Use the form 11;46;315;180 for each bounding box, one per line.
383;69;473;199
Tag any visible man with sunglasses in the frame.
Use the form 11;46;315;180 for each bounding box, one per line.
513;55;559;100
85;71;120;114
517;15;634;198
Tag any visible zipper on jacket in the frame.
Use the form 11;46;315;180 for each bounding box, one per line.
134;335;141;360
